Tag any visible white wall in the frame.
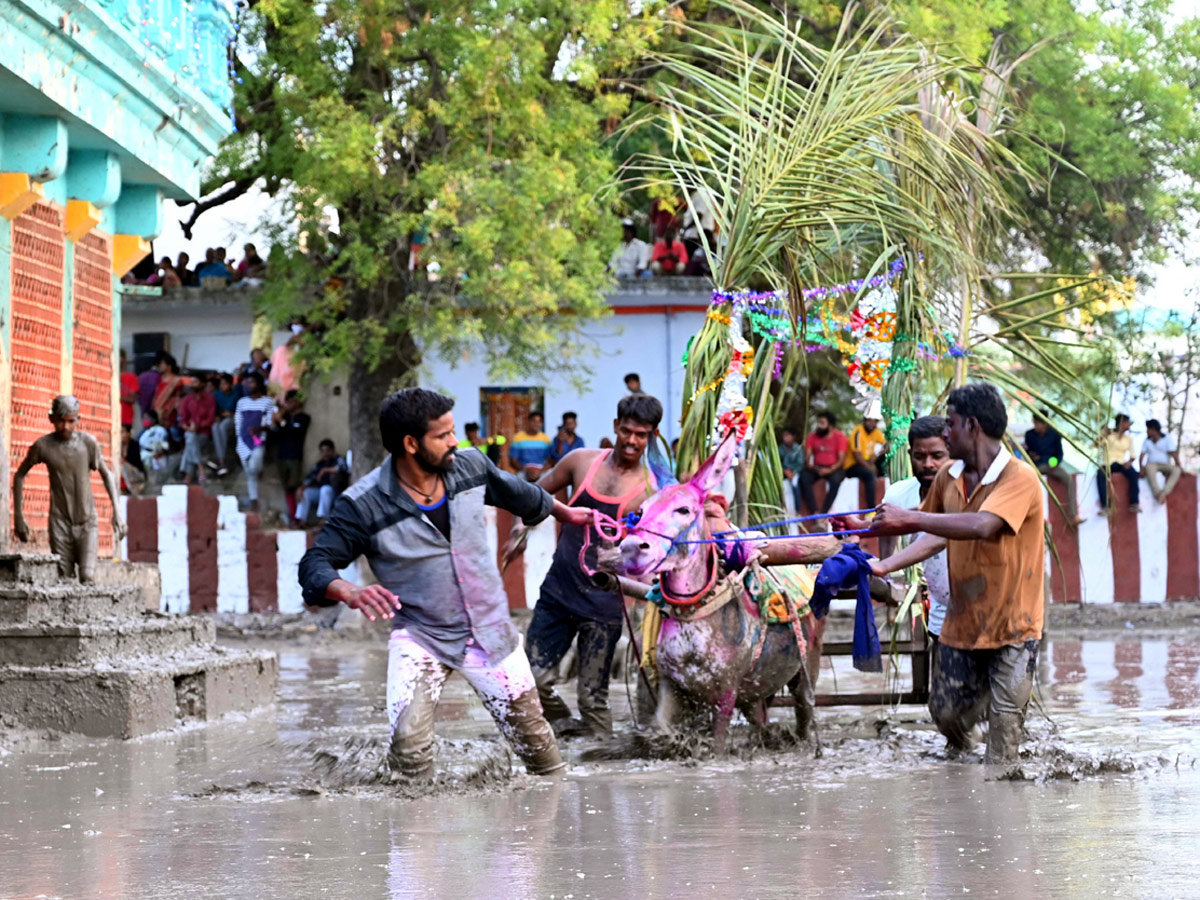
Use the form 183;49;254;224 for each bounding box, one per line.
422;309;707;446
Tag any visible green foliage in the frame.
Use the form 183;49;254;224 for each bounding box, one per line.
628;2;1020;520
202;0;662;459
769;0;1200;280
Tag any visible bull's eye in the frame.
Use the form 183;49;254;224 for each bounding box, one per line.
674;506;692;516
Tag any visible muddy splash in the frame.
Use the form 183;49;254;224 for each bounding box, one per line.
186;734;528;802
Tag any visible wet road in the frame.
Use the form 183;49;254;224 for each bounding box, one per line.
2;631;1198;899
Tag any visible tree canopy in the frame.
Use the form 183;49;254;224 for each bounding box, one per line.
194;0;659;467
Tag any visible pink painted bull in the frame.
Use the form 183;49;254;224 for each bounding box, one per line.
618;435;836;753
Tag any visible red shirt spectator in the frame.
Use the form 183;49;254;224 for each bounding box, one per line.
806;426;847;468
178;385;217;436
649;197;680;238
119;360;138;428
651;230;688;275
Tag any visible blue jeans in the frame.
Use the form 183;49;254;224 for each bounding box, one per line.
1097;463;1139;508
296;485;336;523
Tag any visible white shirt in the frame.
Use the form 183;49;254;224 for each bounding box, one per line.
609;238;650;278
1142;434;1176;466
681;189;716;238
882;477;951;637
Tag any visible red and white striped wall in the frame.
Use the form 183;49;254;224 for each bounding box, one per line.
1045;472;1200;604
116;487;560;614
116;472;1199;612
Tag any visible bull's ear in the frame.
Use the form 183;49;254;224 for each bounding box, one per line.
690;432;739;495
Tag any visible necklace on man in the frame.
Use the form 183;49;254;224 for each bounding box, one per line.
397;471;440;504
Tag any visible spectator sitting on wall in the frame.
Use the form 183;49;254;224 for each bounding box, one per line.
1024;411;1082;524
273;390;311;523
146;256;181;288
625;372;643;394
1098;413;1140;514
120;423;146;496
235;242;267;283
208;373;239;477
237;347;271;385
138;411;170;471
778;426;805;510
119;350;139;433
649;196;680;239
1141;418;1184;504
137;349;168;417
151;354;185;436
680;188;716;257
175;251;194;287
235;372;277;514
195;246;234;284
683;237;712;278
550;412;585;463
798;410;848;516
177;376;217;486
843;401;887;505
460;422;504;465
509;411;552;481
296;439;350;526
650;226;688;276
608;218;651;279
269;330;305;395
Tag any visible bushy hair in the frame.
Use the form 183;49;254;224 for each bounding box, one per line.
243;372;266;393
947;383;1007;439
380;388;455;456
908;415;947;444
1146;418;1162;433
617;393;663;428
815;409;836;428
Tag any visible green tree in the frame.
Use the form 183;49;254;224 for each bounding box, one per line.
187;0;658;470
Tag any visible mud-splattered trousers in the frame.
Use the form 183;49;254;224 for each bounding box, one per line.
387;629;564;779
929;639;1040;765
525;591;624;737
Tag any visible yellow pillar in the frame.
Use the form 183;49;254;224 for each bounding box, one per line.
0;174;43;221
64;199;101;242
112;234;151;278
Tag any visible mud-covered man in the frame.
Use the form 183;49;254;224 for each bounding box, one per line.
13;395;126;582
298;388;592;780
515;394;664;738
869;383;1044;770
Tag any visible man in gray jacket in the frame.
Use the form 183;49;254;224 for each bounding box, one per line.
299;388;591;780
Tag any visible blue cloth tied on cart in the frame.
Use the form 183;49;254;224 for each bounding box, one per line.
809;543;882;673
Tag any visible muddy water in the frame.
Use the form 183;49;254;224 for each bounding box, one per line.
2;632;1199;900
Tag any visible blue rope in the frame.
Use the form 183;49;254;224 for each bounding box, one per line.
672;527;872;545
711;508;876;537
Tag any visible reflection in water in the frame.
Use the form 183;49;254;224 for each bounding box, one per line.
1166;637;1200;722
0;635;1198;900
1110;638;1142;710
1051;639;1085;707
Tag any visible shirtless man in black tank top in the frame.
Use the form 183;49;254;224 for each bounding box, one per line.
516;394;664;738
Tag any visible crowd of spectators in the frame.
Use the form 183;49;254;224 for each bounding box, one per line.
608;191;716;279
118;334;347;530
121;243;268;288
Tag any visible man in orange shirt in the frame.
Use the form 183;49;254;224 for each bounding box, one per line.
871;383;1043;770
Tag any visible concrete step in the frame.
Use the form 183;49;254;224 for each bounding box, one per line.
0;646;278;738
0;584;145;625
0;615;217;666
0;554;62;586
